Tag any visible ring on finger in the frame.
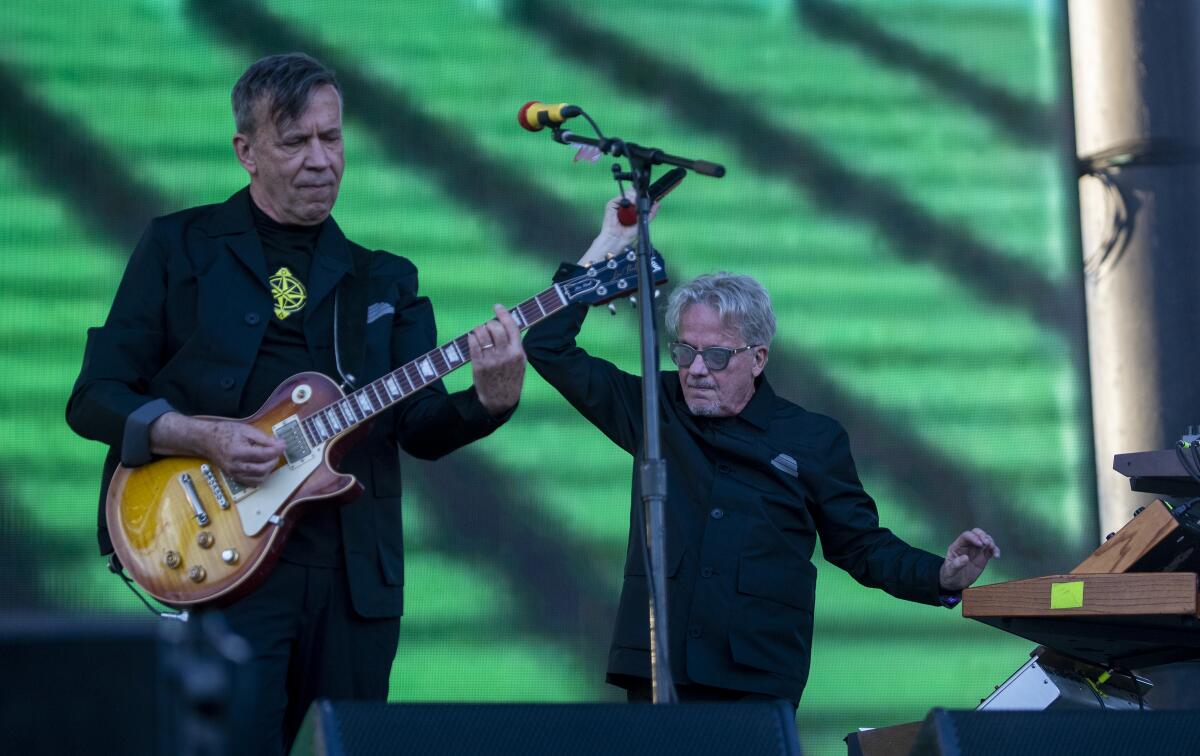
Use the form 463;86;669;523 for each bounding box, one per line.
481;343;495;350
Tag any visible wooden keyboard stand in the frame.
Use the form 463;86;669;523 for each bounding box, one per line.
962;500;1200;668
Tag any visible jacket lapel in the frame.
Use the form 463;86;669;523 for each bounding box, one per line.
197;188;269;291
306;218;353;312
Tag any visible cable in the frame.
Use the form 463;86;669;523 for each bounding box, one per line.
1176;441;1200;485
1079;168;1130;281
579;110;607;142
109;555;188;622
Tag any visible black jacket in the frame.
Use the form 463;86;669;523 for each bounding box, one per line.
524;283;945;702
67;188;507;618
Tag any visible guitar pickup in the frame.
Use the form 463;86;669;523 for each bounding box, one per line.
272;415;313;468
199;464;229;509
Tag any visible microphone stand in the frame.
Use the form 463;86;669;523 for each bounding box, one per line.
552;127;725;704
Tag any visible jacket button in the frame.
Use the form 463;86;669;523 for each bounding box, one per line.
710;508;724;520
244;312;261;326
717;463;731;474
700;567;713;578
688;624;702;639
220;377;236;390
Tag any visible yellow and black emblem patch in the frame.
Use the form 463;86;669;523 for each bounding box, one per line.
269;266;306;320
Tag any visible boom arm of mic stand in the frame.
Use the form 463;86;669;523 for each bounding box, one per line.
552;129;726;178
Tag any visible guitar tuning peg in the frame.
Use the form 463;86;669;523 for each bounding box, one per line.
608;303;618;316
630;296;638;308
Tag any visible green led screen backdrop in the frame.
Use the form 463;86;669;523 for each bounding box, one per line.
0;1;1092;753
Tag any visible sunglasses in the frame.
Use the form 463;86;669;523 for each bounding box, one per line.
668;341;757;371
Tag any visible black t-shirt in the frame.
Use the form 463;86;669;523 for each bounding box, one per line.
245;199;342;568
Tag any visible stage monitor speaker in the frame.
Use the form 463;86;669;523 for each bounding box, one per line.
911;708;1200;756
290;700;801;756
0;612;161;756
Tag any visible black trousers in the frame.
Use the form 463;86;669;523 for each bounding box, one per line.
216;561;401;756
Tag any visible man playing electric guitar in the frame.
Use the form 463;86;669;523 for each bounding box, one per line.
66;53;525;755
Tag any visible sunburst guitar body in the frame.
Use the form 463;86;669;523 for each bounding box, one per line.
106;372;362;606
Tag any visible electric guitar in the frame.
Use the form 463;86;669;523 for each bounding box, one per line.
106;249;667;607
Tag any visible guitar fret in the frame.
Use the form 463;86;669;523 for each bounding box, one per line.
436;349;452;373
404;363;423;390
333;402;350;427
517;301;537;327
509;306;527;328
551;283;568;307
370;382;387;409
454;336;471;362
427;351;446;376
393;367;411;394
416;356;437;381
384;374;402;399
342;399;361;424
300;420;318;448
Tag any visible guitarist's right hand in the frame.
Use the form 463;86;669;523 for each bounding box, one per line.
205;421;287;487
150;412;285;487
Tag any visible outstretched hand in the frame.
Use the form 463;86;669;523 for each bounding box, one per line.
939;528;1001;592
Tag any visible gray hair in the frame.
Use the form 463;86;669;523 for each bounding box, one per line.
665;272;776;347
232;53;340;135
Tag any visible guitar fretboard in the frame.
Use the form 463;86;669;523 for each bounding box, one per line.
298;284;570;447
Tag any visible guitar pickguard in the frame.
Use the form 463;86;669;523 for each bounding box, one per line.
229;438;327;537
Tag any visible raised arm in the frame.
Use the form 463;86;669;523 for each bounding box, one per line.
522;195;650;454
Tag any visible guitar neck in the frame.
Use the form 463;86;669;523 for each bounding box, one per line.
298;282;571;444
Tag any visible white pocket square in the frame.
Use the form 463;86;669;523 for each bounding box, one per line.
366;302;395;324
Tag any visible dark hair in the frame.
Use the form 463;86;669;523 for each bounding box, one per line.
232;52;341;135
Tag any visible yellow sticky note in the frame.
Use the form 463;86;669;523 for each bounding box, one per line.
1050;581;1084;609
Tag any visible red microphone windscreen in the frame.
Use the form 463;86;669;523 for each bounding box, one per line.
518;101;540;132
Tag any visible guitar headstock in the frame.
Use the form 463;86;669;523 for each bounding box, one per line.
560;248;669;307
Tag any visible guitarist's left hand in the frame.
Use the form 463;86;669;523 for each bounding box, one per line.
469;303;526;417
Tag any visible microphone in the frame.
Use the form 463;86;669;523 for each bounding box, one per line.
518;101;582;132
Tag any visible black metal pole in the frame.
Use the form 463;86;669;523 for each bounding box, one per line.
626;154;677;704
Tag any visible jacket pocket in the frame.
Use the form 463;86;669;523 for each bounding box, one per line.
735;555;815;611
728;556;815;676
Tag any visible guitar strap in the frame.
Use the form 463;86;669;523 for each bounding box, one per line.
332;245;371;389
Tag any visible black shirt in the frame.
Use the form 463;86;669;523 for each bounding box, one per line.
523;263;944;702
246;199;342;567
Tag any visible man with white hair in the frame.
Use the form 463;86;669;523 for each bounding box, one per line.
524;198;999;705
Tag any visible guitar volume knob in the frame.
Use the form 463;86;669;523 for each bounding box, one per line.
196;531;215;549
221;549;239;565
187;565;207;583
164;551;182;569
